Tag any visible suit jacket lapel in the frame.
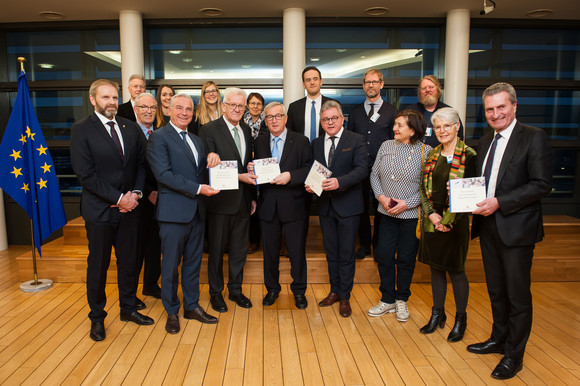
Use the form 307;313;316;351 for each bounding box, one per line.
477;132;493;176
91;113;124;163
280;134;294;167
168;127;198;167
218;120;243;163
496;122;522;187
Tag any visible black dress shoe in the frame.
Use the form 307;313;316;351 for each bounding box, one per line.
184;307;218;324
467;338;505;355
90;321;106;341
355;247;371;260
165;314;180;334
491;357;523;380
120;311;154;325
135;297;146;310
143;287;162;299
229;293;253;308
294;294;308;309
262;291;279;306
210;294;228;313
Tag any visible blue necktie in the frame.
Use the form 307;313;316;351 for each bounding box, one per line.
483;133;502;192
272;137;281;162
310;100;316;143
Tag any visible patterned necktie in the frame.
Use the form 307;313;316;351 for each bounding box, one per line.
483;133;502;191
180;130;197;165
328;136;337;166
147;129;152;138
106;121;123;159
368;103;375;121
272;137;281;162
310;100;317;143
233;126;242;158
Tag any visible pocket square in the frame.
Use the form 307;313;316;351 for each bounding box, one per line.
342;147;352;152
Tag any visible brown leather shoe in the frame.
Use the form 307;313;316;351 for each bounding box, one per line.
184;307;218;324
339;300;352;317
318;292;340;307
165;314;180;334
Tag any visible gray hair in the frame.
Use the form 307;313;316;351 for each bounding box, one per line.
129;74;146;83
321;100;343;116
223;87;247;104
431;107;460;126
134;92;155;105
482;82;517;104
264;101;285;115
170;93;193;108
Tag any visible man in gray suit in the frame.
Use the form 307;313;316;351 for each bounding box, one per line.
147;93;220;334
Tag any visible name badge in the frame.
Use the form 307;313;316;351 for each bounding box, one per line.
425;126;433;137
370;112;380;122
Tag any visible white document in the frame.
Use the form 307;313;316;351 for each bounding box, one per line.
209;160;239;190
449;177;486;213
305;160;332;197
253;157;281;184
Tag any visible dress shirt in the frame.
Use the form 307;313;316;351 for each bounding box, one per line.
324;127;344;165
364;98;384;116
95;112;125;153
270;128;288;160
483;118;517;198
137;121;153;140
223;116;247;160
304;95;322;141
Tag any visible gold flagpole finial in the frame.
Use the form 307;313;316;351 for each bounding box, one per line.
18;57;26;72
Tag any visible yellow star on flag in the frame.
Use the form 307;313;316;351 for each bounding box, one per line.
11;167;23;178
19;134;27;144
9;149;22;161
26;126;36;141
41;162;52;173
37;144;48;156
21;183;30;193
37;178;48;189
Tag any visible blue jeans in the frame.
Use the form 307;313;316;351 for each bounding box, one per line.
375;214;419;303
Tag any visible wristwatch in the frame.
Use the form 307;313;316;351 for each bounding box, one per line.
132;190;143;199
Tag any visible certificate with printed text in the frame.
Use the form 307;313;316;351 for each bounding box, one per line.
209;160;239;190
305;161;332;197
253;157;281;184
449;177;486;213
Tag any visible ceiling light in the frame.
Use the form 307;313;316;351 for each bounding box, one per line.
169;50;182;55
526;9;554;18
38;11;65;20
225;50;235;53
200;8;223;16
241;65;251;68
336;49;347;53
39;63;54;69
193;65;202;69
310;57;320;62
364;7;390;16
360;56;366;59
182;58;193;63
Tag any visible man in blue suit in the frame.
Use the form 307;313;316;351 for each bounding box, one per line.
147;93;221;334
307;100;368;317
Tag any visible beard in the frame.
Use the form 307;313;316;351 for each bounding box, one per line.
95;102;118;119
419;93;439;107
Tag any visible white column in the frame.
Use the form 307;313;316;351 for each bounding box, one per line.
283;8;306;108
119;10;144;102
444;9;470;126
0;190;7;251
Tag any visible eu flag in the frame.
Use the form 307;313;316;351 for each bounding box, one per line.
0;71;67;256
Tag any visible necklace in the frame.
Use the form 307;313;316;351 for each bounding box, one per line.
389;141;415;181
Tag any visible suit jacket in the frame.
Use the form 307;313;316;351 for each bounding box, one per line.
312;130;368;218
200;117;255;214
147;123;208;223
117;100;137;122
70;113;146;223
287;95;336;138
134;122;158;200
347;99;396;165
471;121;553;246
254;130;312;223
406;100;464;147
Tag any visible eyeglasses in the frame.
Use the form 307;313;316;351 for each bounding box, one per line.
249;102;263;107
433;123;456;132
136;105;157;111
265;113;286;121
223;102;245;111
364;80;382;86
321;116;341;124
204;89;218;95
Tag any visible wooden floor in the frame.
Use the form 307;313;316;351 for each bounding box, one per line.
1;247;579;385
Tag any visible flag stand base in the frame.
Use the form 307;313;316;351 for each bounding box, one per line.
20;279;53;293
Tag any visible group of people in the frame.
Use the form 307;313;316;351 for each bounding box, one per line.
70;66;552;380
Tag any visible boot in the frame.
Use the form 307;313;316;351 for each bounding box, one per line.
447;312;467;342
419;307;446;334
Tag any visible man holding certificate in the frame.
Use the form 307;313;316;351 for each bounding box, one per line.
252;102;312;309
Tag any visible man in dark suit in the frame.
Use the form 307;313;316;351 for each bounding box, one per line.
406;75;464;147
148;93;220;334
287;66;336;142
70;79;154;342
307;100;368;317
200;87;257;313
347;68;396;259
116;74;146;122
133;92;162;300
252;102;312;309
469;82;553;380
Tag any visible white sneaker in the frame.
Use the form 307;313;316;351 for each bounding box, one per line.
368;301;396;317
395;300;409;322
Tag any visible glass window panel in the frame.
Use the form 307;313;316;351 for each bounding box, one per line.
551;149;576;198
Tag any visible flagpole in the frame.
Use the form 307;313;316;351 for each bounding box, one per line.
16;57;53;293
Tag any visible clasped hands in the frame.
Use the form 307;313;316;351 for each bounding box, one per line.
111;191;140;213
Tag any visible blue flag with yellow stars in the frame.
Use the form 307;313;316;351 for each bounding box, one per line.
0;71;67;256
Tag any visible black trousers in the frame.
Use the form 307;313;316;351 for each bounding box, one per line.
358;175;379;251
136;201;161;293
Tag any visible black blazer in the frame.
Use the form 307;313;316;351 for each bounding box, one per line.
200;117;256;214
254;130;312;223
70;113;146;223
287;95;336;138
311;130;368;217
134;122;158;200
347;99;396;165
471;121;553;246
117;100;137;122
406;100;464;147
